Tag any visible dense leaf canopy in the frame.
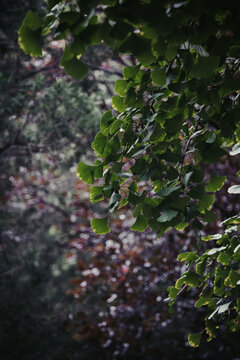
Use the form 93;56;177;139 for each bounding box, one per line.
19;0;240;347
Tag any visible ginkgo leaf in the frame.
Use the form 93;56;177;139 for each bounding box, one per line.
157;209;178;222
18;11;42;56
177;251;198;263
130;215;148;232
114;80;128;96
190;55;220;78
90;186;104;203
195;297;211;308
91;217;110;234
206;175;226;192
199;194;215;211
77;162;95;184
151;68;166;86
63;57;89;79
188;333;201;347
112;96;126;112
92;132;107;156
168;286;179;300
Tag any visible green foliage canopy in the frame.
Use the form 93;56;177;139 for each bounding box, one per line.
19;0;240;347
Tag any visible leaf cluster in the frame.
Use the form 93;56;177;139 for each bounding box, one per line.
169;216;240;347
18;0;240;346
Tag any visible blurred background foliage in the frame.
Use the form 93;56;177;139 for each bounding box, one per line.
1;1;240;359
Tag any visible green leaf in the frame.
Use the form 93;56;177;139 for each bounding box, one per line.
60;45;74;65
192;218;203;230
165;115;183;135
90;186;104;203
118;198;128;209
91;217;110;235
190;55;220;78
120;34;155;66
112;96;126;112
123;65;140;80
201;234;222;241
128;189;141;205
184;271;200;287
166;166;179;181
228;185;240;194
196;260;206;275
175;222;188;231
175;276;186;290
62;57;89;79
206;175;226;192
151;69;166;86
130;215;148;232
94;164;103;179
195;297;211;308
199;194;215;211
100;110;114;132
188;333;201;348
188;185;205;199
70;37;86;55
76;162;95;184
60;11;80;26
177;251;198;263
217;252;231;266
191;167;204;182
130;181;138;193
224;269;240;287
48;0;61;10
114;80;128;96
156;185;181;197
157;209;178;223
92;132;108;156
205;319;217;341
133;203;142;218
110;119;122;134
18;11;42;56
214;266;227;296
203;210;218;223
21;10;42;30
102;0;117;5
168;286;179;300
170;197;189;211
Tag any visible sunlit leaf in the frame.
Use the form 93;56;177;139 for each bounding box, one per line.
130;215;148;232
91;217;110;234
177;251;198;263
90;186;104;203
18;11;42;56
92;132;108;156
188;333;201;348
199;194;215;211
77;162;95;184
112;96;126;112
206;175;226;192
